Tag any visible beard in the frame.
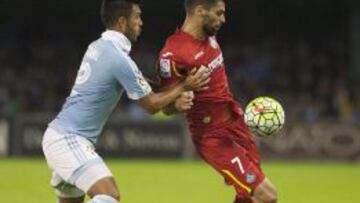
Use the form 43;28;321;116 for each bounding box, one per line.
203;24;218;36
125;25;141;42
125;31;138;42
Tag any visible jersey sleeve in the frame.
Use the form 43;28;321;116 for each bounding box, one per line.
112;54;152;100
157;52;189;88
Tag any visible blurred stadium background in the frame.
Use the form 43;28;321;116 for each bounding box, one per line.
0;0;359;202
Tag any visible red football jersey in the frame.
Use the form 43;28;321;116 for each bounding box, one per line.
158;30;264;197
157;29;243;132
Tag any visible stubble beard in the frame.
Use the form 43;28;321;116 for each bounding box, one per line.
203;24;218;36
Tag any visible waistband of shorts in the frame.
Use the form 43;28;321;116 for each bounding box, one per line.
47;125;69;135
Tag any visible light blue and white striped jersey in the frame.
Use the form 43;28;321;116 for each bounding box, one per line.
49;30;152;143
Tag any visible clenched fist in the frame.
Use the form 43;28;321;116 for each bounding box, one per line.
175;91;194;112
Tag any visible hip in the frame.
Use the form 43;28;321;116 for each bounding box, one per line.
190;115;254;146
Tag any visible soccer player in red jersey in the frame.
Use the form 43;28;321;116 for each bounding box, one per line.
157;0;278;202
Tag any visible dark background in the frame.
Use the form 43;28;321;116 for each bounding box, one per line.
0;0;359;125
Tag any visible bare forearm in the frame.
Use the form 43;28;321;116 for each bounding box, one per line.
138;66;209;114
151;84;185;111
138;83;185;114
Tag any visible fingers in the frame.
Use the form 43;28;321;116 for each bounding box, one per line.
183;66;211;91
196;86;209;91
193;78;210;91
190;69;210;90
181;91;194;100
175;93;194;112
189;68;197;75
194;66;210;80
200;78;211;86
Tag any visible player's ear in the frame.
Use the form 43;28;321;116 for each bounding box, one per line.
116;16;128;31
194;5;207;17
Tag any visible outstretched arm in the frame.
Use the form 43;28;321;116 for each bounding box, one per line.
137;69;208;114
161;66;208;115
162;91;194;115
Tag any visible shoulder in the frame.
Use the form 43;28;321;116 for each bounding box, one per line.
97;39;134;66
160;33;197;63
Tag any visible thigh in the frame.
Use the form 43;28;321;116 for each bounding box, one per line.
42;128;100;181
231;118;262;166
198;131;265;196
43;128;114;194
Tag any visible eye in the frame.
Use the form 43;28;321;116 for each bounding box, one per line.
216;10;224;16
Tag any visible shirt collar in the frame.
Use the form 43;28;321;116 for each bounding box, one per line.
101;30;132;54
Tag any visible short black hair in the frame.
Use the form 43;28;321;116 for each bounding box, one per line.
101;0;141;28
185;0;223;13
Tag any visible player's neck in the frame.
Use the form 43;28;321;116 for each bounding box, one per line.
182;17;207;41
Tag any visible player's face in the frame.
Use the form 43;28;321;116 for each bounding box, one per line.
202;1;226;36
125;4;143;42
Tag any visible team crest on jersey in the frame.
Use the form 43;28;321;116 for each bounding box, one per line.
75;62;92;84
209;37;219;49
246;173;257;184
159;58;171;78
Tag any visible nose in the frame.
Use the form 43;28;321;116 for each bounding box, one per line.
221;15;226;24
139;18;143;27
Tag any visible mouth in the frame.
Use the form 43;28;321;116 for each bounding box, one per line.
135;28;142;38
214;26;221;32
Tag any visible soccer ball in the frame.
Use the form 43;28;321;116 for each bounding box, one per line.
244;96;285;138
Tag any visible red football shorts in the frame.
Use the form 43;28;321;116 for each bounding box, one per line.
192;117;265;197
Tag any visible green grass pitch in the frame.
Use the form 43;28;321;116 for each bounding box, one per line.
0;158;359;202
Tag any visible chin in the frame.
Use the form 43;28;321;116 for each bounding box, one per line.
129;35;139;42
205;30;217;36
204;27;218;36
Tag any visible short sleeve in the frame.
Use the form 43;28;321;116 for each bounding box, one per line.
157;51;188;88
112;54;152;100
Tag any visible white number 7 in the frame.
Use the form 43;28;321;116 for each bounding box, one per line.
231;157;245;174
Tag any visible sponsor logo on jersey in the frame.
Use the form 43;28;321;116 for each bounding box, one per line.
159;58;171;78
194;51;205;60
208;53;223;73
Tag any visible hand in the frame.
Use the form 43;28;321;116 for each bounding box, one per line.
174;91;194;112
183;66;211;91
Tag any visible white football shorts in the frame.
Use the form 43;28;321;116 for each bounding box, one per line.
42;127;113;198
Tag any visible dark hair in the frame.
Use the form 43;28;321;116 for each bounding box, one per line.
101;0;141;28
185;0;223;13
